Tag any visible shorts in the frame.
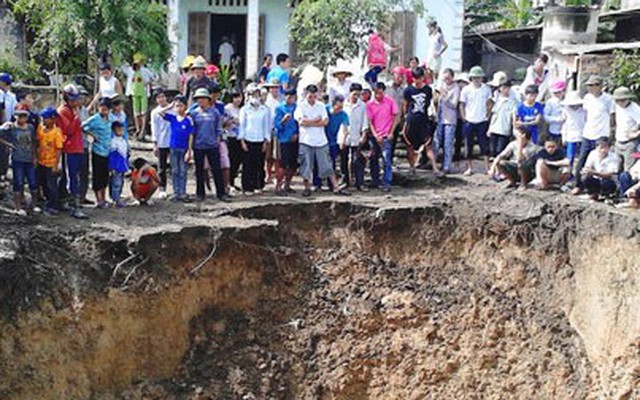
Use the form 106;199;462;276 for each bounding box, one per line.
92;153;109;191
546;165;569;184
426;56;442;73
219;141;230;169
280;142;298;170
132;94;148;116
405;117;431;150
499;160;534;183
299;143;333;181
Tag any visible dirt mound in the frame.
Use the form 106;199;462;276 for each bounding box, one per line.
0;195;638;399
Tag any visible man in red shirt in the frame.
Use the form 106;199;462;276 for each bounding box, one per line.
56;84;88;219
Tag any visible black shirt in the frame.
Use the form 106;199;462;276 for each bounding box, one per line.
185;76;217;101
536;148;566;163
403;84;432;122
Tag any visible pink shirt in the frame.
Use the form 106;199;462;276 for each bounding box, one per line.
366;95;399;138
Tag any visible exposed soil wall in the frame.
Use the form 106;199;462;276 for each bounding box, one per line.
0;194;638;399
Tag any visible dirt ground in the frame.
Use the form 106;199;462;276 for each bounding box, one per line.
0;165;639;400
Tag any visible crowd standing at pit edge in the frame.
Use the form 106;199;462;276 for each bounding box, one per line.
1;20;640;219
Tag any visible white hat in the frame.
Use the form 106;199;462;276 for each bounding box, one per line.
488;71;508;87
562;91;583;106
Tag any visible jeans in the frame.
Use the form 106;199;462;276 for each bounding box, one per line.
584;176;617;197
370;138;392;188
65;153;83;197
463;121;490;158
434;123;456;171
575;139;597;189
490;134;510;158
566;141;581;179
241;141;265;192
194;147;225;200
619;171;637;196
313;144;339;189
365;66;384;86
157;147;170;190
340;146;365;188
110;171;125;202
80;149;90;199
170;148;188;197
36;165;59;209
12;161;37;193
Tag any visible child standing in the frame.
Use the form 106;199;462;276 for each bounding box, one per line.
162;96;194;202
109;121;129;207
274;88;299;195
82;97;113;209
515;84;544;144
36;107;64;215
110;95;128;138
544;80;567;143
488;80;516;157
1;109;37;215
561;91;586;181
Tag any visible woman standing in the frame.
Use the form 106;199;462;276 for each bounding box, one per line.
426;21;448;78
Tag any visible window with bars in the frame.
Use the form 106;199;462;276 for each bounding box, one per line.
208;0;248;6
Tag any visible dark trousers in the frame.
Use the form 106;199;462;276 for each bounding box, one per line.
619;171;637;196
584;176;617;197
80;149;90;199
453;119;464;162
340;146;365;188
194;148;225;199
490;134;510;158
58;154;69;200
0;145;9;177
37;165;59;209
158;147;170;190
227;137;245;187
575;139;598;189
241;142;265;192
390;121;403;163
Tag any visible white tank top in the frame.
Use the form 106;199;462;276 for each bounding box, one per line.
99;76;118;98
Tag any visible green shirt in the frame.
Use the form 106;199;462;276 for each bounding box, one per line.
131;70;146;97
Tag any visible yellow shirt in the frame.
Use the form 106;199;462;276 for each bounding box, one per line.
37;124;64;168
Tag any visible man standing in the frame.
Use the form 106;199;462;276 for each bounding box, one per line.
0;73;17;183
459;65;493;175
612;86;640;171
367;82;398;191
218;37;234;67
434;68;459;174
572;75;615;195
341;83;369;190
56;84;88;219
294;85;348;197
266;53;291;93
189;88;230;203
386;67;405;164
150;89;172;199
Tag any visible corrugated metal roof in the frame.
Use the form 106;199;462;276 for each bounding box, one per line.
548;41;640;55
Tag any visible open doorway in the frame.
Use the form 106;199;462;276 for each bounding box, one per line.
210;14;246;77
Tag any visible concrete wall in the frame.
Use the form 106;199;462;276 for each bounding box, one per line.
258;0;291;58
0;4;25;62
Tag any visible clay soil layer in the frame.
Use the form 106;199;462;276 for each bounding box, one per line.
0;182;638;400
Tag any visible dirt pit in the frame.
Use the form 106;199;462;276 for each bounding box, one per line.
0;193;638;399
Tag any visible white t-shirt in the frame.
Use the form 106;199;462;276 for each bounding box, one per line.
219;42;234;66
489;96;516;136
1;90;17;123
615;101;640;143
562;107;585;143
584;149;620;175
460;83;492;124
99;75;119;98
265;94;281;135
426;31;445;60
582;92;615;140
294;100;329;147
328;80;352;104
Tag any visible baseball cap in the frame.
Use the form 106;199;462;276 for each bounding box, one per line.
0;73;13;85
63;84;81;101
39;107;58;119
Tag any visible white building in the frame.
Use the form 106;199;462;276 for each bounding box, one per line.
165;0;463;82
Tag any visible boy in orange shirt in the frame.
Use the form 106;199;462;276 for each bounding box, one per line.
36;107;64;215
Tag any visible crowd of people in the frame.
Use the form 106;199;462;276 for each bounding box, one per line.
1;43;640;219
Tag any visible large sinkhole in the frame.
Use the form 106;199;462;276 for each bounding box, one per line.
0;200;638;400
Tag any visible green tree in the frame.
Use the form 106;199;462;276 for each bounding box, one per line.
9;0;170;74
289;0;423;70
465;0;540;31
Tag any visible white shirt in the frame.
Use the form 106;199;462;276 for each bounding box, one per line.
562;107;585;143
239;104;270;143
329;80;352;104
99;75;119;98
265;95;281;135
1;90;17;123
489;96;516;136
521;66;550;102
121;65;156;97
150;106;171;148
426;31;445;60
294;100;329;147
544;96;565;135
218;42;234;66
584;149;620;175
583;92;614;140
615;101;640;143
224;104;240;138
460;83;492;124
436;81;459;125
342;99;368;147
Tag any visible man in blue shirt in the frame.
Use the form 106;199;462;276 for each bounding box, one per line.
314;94;348;189
274;88;298;194
266;53;291;93
189;88;230;202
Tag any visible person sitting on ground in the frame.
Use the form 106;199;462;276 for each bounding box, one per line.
612;86;640;172
294;84;349;197
515;84;544;145
489;127;539;190
534;138;570;190
130;158;159;205
580;137;621;201
618;152;640;208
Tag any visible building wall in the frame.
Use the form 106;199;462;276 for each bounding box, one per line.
258;0;291;58
414;0;464;72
